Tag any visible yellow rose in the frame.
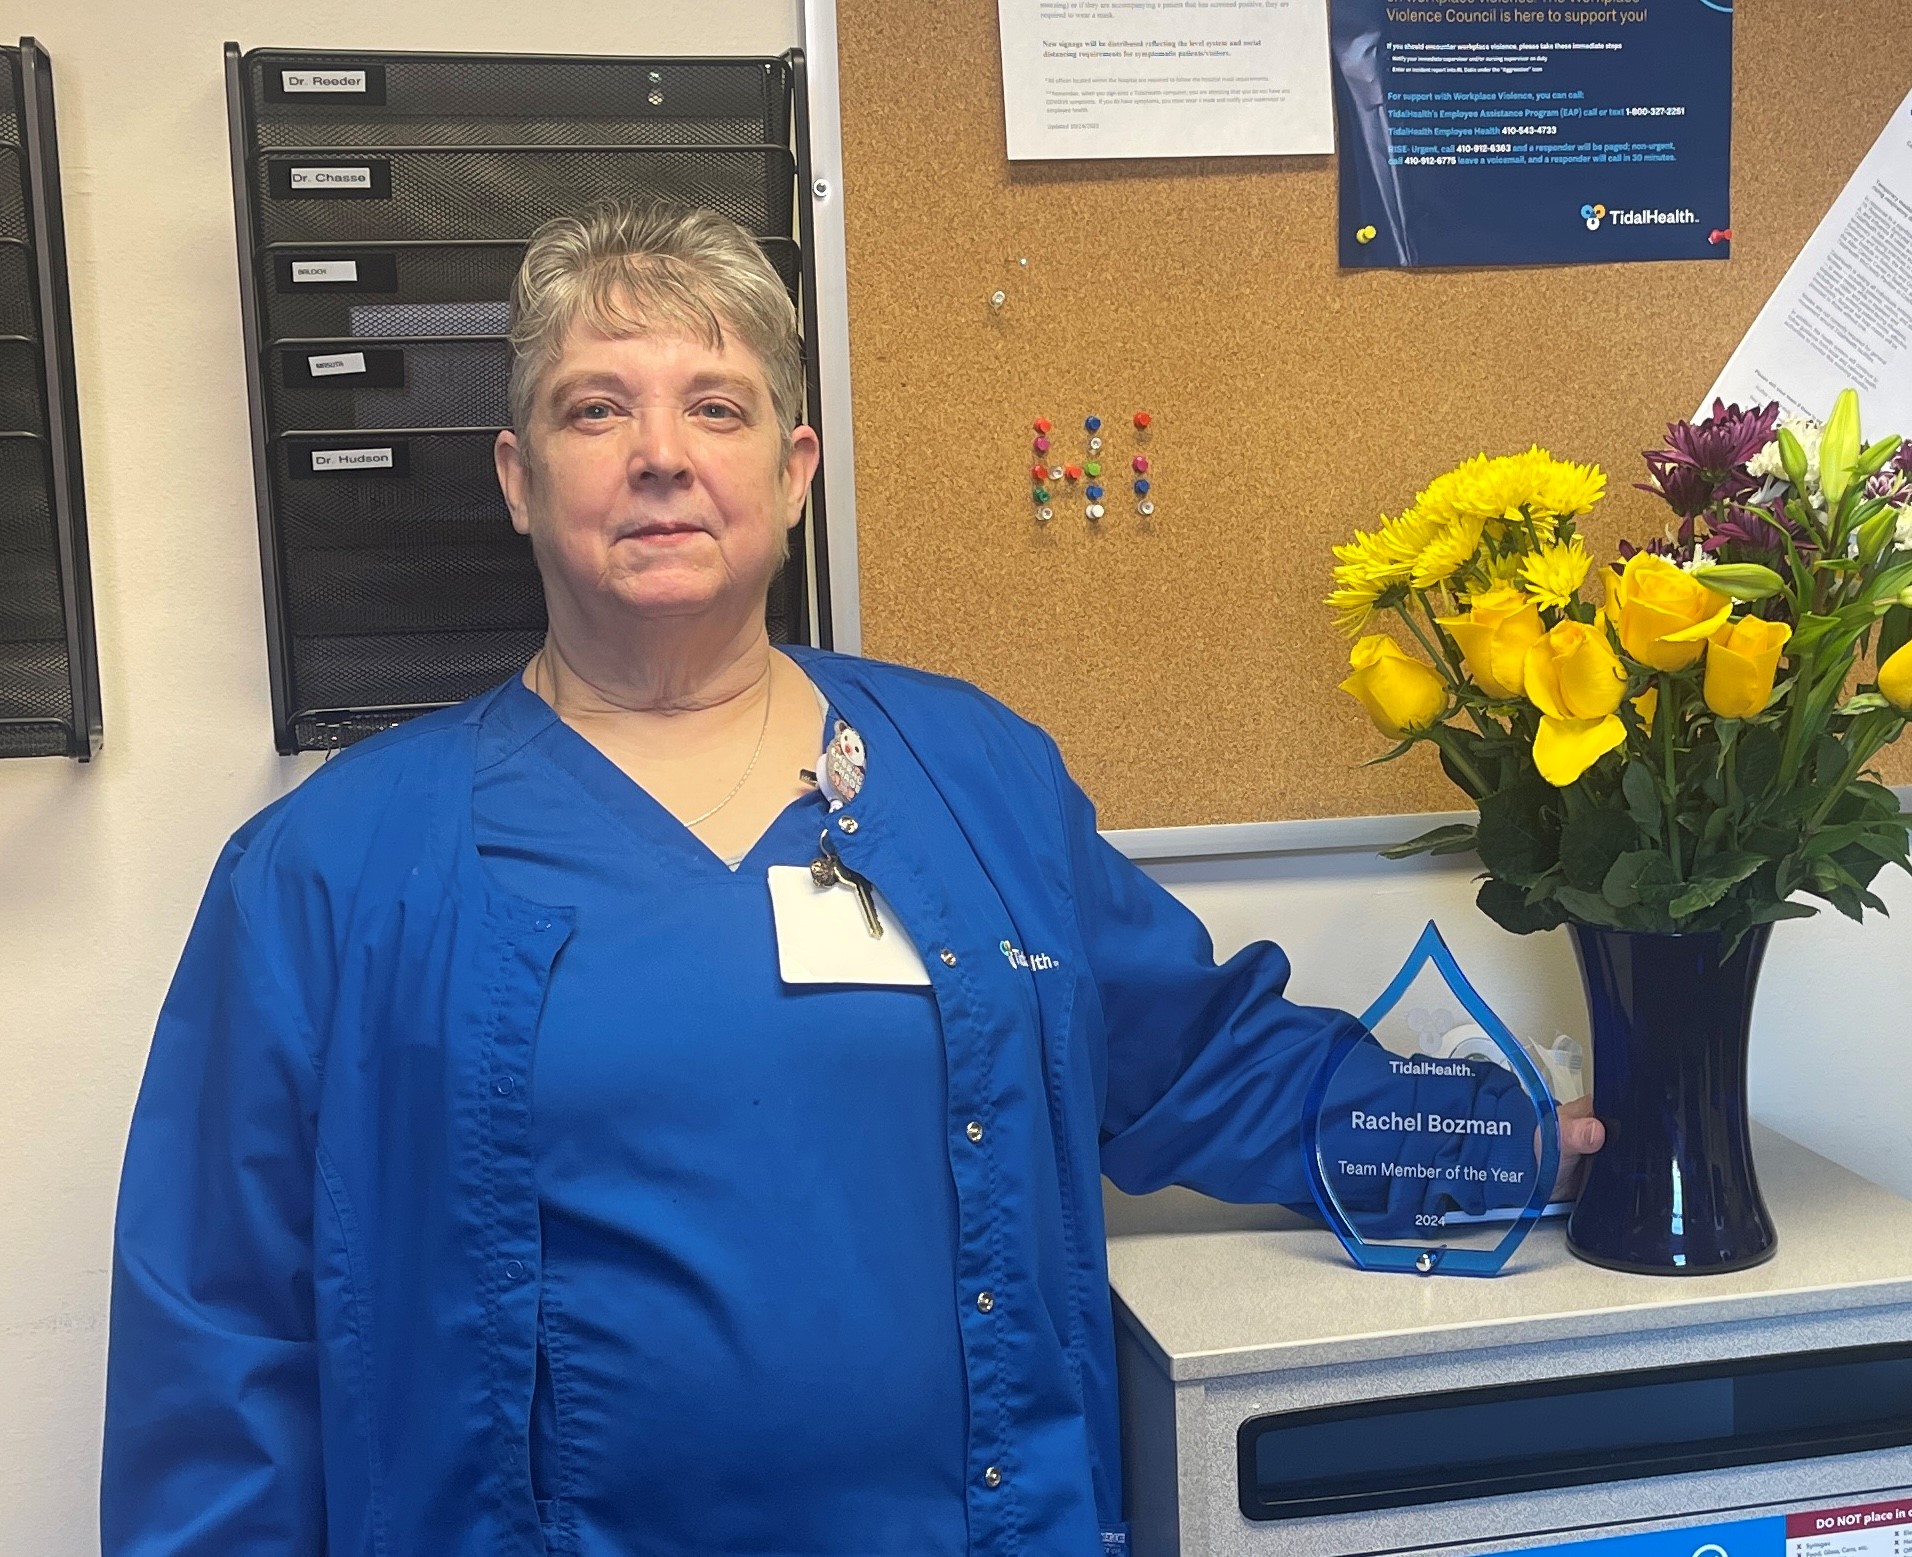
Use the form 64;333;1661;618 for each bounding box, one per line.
1880;640;1912;713
1533;714;1627;788
1703;616;1792;720
1603;553;1733;671
1524;619;1626;720
1436;584;1545;699
1340;635;1448;738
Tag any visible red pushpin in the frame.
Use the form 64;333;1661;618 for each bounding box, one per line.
1132;455;1150;474
1034;436;1051;453
1030;463;1048;481
1132;410;1153;430
1033;417;1053;434
1063;464;1083;482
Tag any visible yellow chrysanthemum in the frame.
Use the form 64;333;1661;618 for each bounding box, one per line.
1532;455;1607;518
1410;514;1487;590
1519;537;1594;610
1410;447;1605;538
1327;508;1447;633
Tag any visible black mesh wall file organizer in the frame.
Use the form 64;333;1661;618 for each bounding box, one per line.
226;46;831;753
0;40;100;760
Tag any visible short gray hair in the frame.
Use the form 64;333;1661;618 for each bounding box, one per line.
507;200;803;450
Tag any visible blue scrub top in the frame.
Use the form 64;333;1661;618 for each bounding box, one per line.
472;676;969;1554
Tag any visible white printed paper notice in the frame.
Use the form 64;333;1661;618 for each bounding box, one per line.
1706;88;1912;432
997;0;1332;161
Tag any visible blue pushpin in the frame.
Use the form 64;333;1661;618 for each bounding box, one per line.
1134;477;1151;495
1085;484;1104;501
1085;415;1102;432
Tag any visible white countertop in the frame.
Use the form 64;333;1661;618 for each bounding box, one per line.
1108;1127;1912;1381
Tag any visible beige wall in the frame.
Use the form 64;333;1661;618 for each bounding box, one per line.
0;3;797;1549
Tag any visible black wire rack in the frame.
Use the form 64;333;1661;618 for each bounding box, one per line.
226;45;826;754
0;40;100;761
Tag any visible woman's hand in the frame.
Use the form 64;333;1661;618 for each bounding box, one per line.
1549;1096;1606;1201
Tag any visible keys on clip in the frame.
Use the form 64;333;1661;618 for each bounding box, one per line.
810;841;884;939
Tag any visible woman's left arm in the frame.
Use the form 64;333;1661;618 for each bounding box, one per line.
1038;739;1365;1207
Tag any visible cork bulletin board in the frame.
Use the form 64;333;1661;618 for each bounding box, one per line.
832;0;1912;830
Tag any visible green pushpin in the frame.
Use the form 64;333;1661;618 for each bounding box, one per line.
1084;461;1102;478
1032;486;1051;504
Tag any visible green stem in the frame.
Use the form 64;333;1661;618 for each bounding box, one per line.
1398;603;1498;741
1429;727;1492;800
1660;677;1683;878
1805;717;1894;831
1398;606;1463;689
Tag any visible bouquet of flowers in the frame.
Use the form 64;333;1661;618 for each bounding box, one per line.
1329;391;1912;951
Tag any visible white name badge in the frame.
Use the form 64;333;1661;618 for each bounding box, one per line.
291;259;357;284
282;69;368;94
310;446;393;472
767;865;931;986
290;166;372;190
307;351;367;377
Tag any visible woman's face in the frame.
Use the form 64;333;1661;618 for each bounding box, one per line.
495;317;819;633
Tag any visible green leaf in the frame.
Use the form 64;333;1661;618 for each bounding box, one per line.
1668;852;1765;918
1748;901;1820;927
1476;876;1567;935
1603;848;1680;910
1839;693;1895;715
1380;823;1478;861
1622;760;1663;841
1878;605;1912;669
1555;886;1629;928
1559;809;1641;891
1736;723;1783;798
1475;779;1561;888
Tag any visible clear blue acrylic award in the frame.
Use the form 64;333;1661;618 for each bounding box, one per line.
1302;922;1562;1277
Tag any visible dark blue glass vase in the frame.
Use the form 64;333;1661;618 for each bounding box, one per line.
1565;924;1779;1276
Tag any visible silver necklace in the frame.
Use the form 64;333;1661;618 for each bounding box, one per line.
681;667;775;828
534;646;776;830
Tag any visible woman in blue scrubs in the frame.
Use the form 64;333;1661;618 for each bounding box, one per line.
102;202;1601;1557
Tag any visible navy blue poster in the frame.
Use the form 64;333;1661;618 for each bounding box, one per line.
1332;0;1733;267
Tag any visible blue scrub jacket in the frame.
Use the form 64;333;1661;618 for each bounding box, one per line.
102;650;1433;1555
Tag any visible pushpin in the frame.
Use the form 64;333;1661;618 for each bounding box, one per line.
1086;503;1105;521
1034;436;1050;454
1032;486;1051;504
1048;466;1064;481
1036;506;1054;523
1085;484;1104;501
1088;436;1104;453
1134;477;1151;495
1085;415;1102;432
1132;455;1150;474
1030;464;1047;482
1356;225;1377;245
1033;417;1052;434
1138;499;1155;517
1063;464;1082;482
1132;411;1153;430
1084;461;1101;478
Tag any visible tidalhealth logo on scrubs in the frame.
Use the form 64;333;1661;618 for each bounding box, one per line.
1582;201;1701;233
1000;939;1061;973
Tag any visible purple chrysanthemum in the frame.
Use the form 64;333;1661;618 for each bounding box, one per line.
1638;399;1782;518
